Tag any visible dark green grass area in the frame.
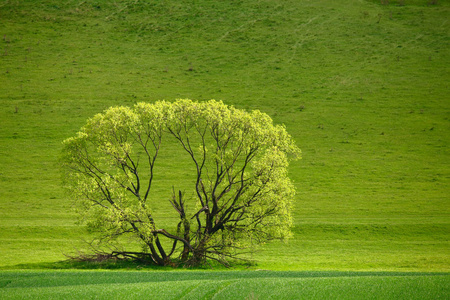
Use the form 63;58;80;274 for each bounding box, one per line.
0;0;449;271
1;271;449;299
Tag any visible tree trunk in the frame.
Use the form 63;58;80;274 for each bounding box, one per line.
148;243;165;266
181;219;191;260
190;237;208;266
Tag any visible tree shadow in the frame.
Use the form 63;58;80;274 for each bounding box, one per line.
2;258;256;271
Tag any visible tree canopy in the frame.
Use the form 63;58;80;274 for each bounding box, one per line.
61;99;300;266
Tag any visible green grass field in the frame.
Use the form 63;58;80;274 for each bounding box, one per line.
1;271;449;299
0;0;449;297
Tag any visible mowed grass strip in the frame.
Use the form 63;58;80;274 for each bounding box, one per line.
0;271;449;299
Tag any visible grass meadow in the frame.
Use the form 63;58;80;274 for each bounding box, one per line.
0;0;449;298
1;271;449;299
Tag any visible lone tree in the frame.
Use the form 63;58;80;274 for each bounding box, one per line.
61;99;300;266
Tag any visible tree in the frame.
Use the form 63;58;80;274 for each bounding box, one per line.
61;99;300;266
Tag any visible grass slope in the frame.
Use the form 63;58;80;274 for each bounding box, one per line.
1;271;449;299
0;0;448;271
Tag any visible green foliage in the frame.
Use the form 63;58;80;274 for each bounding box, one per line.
61;99;300;266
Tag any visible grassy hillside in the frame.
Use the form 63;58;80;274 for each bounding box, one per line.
0;0;448;271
